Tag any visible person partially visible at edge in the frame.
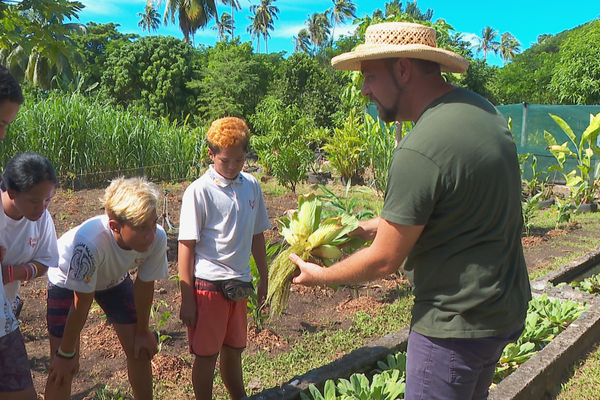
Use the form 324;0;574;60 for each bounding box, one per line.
0;65;23;140
0;153;59;400
290;22;531;400
45;177;168;400
178;116;270;400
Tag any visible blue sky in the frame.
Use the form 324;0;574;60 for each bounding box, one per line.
78;0;599;66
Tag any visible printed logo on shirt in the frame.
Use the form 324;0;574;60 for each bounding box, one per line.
134;258;147;265
29;237;38;248
67;243;96;283
249;200;255;209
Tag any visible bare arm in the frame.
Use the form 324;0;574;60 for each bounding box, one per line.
1;261;49;284
349;217;381;242
178;240;197;327
292;218;424;286
133;278;158;359
251;232;268;306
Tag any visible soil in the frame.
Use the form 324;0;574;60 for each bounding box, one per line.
14;179;591;399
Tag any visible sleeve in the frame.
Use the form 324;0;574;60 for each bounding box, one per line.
253;183;271;235
178;183;205;242
137;225;169;282
62;237;101;293
380;148;441;226
31;211;59;267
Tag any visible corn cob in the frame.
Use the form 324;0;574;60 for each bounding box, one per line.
267;193;359;319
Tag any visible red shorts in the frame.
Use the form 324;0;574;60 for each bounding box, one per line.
188;279;247;356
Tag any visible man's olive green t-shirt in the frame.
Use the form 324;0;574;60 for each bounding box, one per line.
381;87;531;339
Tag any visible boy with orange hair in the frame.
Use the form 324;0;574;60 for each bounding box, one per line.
178;117;270;400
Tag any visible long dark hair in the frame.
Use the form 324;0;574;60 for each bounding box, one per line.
1;152;57;192
0;65;24;105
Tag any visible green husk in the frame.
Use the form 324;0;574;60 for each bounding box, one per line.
266;193;360;319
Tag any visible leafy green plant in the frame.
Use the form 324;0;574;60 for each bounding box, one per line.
571;273;600;294
554;197;577;228
522;192;542;236
150;300;171;352
545;112;600;204
250;96;317;193
248;240;281;331
521;154;552;200
322;108;369;183
375;352;407;374
318;182;376;221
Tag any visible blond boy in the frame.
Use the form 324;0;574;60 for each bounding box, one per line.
45;177;168;400
179;117;270;400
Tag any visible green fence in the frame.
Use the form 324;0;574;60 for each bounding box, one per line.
497;103;600;182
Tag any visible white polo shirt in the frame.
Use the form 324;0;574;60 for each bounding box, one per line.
48;215;168;293
0;208;59;304
0;199;18;338
178;166;271;282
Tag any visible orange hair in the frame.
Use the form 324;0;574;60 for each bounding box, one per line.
206;117;251;152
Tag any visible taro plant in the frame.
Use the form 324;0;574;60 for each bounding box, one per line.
545;112;600;204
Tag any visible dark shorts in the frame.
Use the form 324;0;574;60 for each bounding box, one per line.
47;275;138;338
405;324;524;400
0;328;34;392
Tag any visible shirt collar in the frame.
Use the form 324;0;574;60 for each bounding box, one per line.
207;165;244;188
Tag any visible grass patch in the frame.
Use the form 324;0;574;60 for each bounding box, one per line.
551;343;600;399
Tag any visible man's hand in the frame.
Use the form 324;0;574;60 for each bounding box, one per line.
348;217;380;242
134;328;158;359
290;254;326;287
179;297;197;328
48;355;79;388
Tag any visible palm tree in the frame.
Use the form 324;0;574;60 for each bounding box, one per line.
246;13;262;53
138;4;161;36
247;0;279;54
220;0;241;40
327;0;356;46
152;0;218;43
306;12;331;53
498;32;521;64
405;0;433;21
212;12;234;41
292;28;311;53
384;0;402;18
477;26;499;60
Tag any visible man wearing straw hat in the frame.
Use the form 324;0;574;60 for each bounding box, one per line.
291;22;531;399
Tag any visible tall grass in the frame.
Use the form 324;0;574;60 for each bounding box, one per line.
0;93;206;186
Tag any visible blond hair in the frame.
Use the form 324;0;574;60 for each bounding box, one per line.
206;117;251;153
102;177;159;226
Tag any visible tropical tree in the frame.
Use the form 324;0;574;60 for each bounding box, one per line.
327;0;356;46
138;4;161;36
0;0;86;90
220;0;240;40
151;0;218;43
212;12;234;41
404;0;433;21
306;12;331;53
246;12;262;53
293;28;311;54
247;0;279;54
477;26;499;60
498;32;521;64
384;0;402;18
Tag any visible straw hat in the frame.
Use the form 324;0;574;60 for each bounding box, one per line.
331;22;469;73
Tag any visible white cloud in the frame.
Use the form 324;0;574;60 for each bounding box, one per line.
273;24;306;38
462;33;480;47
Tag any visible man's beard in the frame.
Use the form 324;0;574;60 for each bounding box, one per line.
373;88;402;123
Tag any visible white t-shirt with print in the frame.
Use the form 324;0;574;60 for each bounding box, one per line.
47;215;168;293
178;166;271;282
0;199;18;338
0;209;59;304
